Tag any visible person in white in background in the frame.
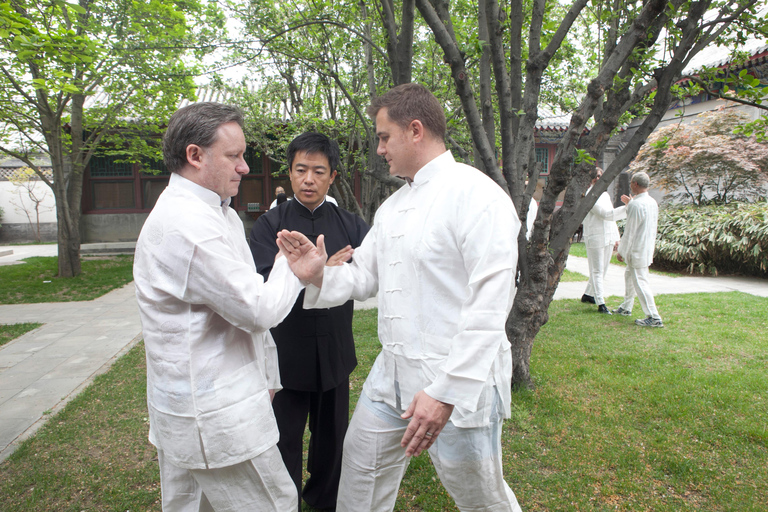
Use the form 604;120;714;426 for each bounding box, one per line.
614;171;663;327
280;83;523;512
526;196;538;240
268;186;290;209
133;102;326;512
580;167;626;314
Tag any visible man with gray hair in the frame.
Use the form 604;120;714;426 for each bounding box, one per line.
614;171;663;327
134;102;327;510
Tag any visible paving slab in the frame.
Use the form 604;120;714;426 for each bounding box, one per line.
0;282;142;462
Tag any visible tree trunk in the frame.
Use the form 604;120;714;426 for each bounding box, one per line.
474;3;495;173
379;0;415;86
415;0;748;390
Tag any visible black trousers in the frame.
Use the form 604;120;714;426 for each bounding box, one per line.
272;379;349;511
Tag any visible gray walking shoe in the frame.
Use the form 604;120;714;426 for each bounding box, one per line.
635;316;664;328
612;306;632;316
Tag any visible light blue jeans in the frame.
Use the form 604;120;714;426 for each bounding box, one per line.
337;389;523;512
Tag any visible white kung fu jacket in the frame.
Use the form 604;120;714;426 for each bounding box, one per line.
583;188;626;249
304;151;520;428
134;173;303;469
617;191;659;268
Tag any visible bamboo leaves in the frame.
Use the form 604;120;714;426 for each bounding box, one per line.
655;201;768;275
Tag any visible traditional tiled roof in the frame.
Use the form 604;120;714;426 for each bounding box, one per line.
537;106;572;131
0;155;51;169
684;38;768;75
0;155;52;181
82;85;257;110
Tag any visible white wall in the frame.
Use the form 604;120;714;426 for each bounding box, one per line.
0;179;57;224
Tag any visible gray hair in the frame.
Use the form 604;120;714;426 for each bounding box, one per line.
631;171;650;189
163;102;244;173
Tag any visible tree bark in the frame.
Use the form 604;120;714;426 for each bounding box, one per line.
415;0;507;192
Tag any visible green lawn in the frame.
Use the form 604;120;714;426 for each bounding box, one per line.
1;292;766;511
561;268;588;282
0;323;42;348
0;256;134;304
569;242;680;278
569;241;622;265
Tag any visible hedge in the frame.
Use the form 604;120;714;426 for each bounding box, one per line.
654;200;768;276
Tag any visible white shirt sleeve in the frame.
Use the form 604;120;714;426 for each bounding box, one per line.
423;198;519;411
303;222;379;307
153;227;303;334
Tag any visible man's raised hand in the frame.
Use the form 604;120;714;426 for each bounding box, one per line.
276;230;326;287
327;245;354;267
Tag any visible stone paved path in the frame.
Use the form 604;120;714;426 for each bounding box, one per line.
0;282;141;461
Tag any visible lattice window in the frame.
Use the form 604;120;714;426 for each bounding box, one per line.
244;146;263;173
140;158;170;176
89;155;133;177
535;147;549;174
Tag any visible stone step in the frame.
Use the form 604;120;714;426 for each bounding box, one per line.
80;242;136;256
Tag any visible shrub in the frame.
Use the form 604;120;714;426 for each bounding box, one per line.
630;108;768;205
654;200;768;276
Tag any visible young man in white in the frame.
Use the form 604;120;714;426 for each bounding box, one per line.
614;171;663;327
134;102;326;511
280;83;523;511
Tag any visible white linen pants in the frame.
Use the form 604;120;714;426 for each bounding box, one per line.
583;243;614;305
157;444;297;512
337;390;523;512
618;265;661;320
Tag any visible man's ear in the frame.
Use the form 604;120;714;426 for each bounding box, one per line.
409;119;426;143
329;169;338;184
186;144;205;170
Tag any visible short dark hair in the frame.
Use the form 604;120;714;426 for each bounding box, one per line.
367;83;446;140
163;102;244;173
286;132;341;172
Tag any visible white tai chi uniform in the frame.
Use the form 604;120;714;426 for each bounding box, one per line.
134;173;301;511
616;191;661;320
526;198;538;240
582;188;626;305
304;151;523;512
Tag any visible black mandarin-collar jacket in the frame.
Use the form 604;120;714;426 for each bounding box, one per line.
248;198;370;392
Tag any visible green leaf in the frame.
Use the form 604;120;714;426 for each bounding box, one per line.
64;2;87;14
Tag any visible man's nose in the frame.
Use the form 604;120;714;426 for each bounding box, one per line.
237;158;249;175
377;143;385;156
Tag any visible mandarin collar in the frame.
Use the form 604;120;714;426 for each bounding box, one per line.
292;196;328;216
410;151;453;188
170;172;227;208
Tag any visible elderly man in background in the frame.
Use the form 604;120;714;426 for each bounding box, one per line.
133;102;326;511
614;171;663;327
269;185;290;209
580;167;626;314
